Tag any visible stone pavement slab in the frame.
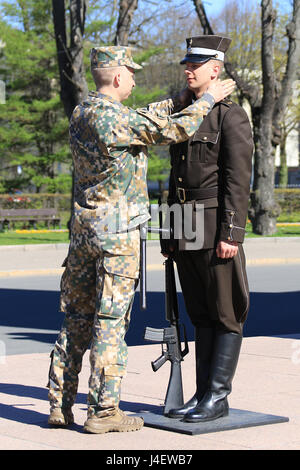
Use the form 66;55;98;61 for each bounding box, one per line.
0;238;299;451
1;237;300;279
0;336;299;450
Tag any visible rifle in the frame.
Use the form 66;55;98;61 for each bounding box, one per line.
140;205;189;416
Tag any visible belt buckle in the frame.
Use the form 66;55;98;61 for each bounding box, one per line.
177;187;186;203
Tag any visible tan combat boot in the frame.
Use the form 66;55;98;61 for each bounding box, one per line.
48;407;74;426
83;407;144;434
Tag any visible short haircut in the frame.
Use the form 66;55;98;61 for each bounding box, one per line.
209;59;224;76
91;66;122;88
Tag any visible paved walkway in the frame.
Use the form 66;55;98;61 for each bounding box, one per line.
0;336;299;450
1;236;300;277
0;238;300;450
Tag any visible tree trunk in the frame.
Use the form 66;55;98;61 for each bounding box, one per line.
18;0;30;32
52;0;88;120
192;0;291;235
272;0;300;148
192;1;260;105
250;113;280;234
114;0;138;46
52;0;89;235
158;179;164;196
278;135;288;187
191;0;213;34
249;0;279;235
299;121;300;167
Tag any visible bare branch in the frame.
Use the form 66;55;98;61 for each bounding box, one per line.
191;0;260;106
261;0;276;116
114;0;138;46
52;0;88;120
272;0;300;144
129;12;159;36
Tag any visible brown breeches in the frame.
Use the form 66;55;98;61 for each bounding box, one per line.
175;245;249;335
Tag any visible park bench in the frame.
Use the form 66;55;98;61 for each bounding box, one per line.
0;208;61;230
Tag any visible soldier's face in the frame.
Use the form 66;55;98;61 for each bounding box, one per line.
184;61;218;91
119;66;136;100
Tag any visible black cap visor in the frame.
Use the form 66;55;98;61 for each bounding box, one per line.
180;54;215;65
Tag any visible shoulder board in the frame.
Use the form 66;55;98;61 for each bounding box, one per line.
219;98;235;108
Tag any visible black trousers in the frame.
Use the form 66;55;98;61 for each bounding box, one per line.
175;245;249;335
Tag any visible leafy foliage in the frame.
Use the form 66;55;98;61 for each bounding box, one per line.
0;1;70;193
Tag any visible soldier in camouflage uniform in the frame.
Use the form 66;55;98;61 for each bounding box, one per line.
47;45;235;434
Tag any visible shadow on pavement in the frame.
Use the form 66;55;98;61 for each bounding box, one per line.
0;382;161;429
1;288;300;345
6;331;58;345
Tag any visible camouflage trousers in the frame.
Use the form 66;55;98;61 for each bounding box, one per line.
48;225;140;416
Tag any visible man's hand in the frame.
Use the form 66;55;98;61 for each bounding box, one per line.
207;78;235;103
216;240;238;259
162;245;174;258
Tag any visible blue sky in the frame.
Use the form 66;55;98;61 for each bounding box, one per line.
0;0;294;30
203;0;293;17
204;0;230;16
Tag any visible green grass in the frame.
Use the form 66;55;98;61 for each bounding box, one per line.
0;230;70;245
245;223;300;238
0;222;300;246
277;212;300;223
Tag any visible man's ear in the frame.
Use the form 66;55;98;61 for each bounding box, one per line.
113;72;121;87
211;63;221;79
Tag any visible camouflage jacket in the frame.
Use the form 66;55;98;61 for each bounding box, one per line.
69;91;214;236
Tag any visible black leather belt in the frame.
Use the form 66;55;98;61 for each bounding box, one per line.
176;186;218;203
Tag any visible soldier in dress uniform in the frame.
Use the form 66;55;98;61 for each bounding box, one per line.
162;36;254;422
47;45;235;434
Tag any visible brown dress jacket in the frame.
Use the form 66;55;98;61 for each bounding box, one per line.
167;99;253;249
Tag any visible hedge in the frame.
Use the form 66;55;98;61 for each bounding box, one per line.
0;189;299;214
0;193;72;211
274;188;300;214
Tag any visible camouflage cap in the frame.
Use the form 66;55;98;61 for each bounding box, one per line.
90;46;142;70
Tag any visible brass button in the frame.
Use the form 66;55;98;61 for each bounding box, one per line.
181;155;185;160
203;136;207;141
230;211;234;216
178;177;183;182
229;224;233;228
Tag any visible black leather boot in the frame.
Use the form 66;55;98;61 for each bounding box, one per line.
183;331;242;423
167;327;214;418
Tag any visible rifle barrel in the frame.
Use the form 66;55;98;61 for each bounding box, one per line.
139;223;170;311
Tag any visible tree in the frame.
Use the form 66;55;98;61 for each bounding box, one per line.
51;0;144;119
272;0;300;150
147;148;171;196
191;0;300;235
249;0;278;235
52;0;173;204
277;80;300;186
52;0;88;120
114;0;138;45
0;1;70;193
